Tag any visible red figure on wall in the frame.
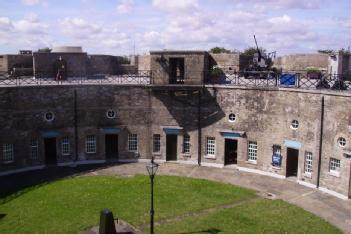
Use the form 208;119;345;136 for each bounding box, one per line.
55;56;67;81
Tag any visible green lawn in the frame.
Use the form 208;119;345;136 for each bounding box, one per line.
0;175;340;234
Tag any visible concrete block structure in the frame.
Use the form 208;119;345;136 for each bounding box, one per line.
0;50;350;200
273;53;329;72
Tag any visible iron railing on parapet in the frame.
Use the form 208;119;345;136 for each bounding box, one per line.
0;70;350;91
204;71;351;91
0;71;151;86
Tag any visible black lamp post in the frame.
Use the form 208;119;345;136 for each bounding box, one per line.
146;157;159;234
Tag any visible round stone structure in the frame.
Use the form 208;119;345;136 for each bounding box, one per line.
51;46;83;53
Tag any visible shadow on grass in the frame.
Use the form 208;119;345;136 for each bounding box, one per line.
178;228;221;234
0;213;6;219
0;161;126;204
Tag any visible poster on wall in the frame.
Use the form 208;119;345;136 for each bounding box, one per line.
272;153;282;167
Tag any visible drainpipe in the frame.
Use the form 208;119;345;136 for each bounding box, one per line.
74;89;79;162
197;87;203;166
316;95;324;188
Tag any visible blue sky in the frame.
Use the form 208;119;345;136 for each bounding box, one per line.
0;0;350;56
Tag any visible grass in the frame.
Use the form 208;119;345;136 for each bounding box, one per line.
0;175;341;234
155;199;341;234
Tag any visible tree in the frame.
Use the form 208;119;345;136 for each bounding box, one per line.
37;47;52;53
318;49;334;54
239;47;266;70
209;47;231;54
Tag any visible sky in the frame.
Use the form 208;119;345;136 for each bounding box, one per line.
0;0;350;56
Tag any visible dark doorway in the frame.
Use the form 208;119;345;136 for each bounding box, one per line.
44;138;57;165
105;134;118;159
224;139;238;165
166;135;177;161
169;58;184;84
286;148;299;177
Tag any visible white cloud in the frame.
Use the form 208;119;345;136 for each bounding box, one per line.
340;18;351;28
116;0;134;14
21;0;47;6
0;17;14;32
152;0;199;12
239;0;322;9
60;17;102;39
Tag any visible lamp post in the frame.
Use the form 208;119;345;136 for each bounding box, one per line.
146;157;159;234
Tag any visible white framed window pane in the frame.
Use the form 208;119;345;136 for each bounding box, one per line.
304;151;313;174
153;134;160;153
61;137;70;155
3;143;14;162
248;141;257;161
206;137;216;156
183;135;190;153
30;139;38;159
128;134;138;152
86;135;96;153
329;158;340;173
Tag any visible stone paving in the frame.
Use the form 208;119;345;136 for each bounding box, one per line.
86;162;351;234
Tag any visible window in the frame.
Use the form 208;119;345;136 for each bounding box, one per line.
86;135;96;153
248;141;257;162
61;137;70;155
30;139;38;159
44;112;55;122
183;135;190;154
206;137;216;156
2;143;14;163
290;120;299;130
128;134;138;152
337;137;346;148
304;152;313;174
106;110;116;119
228;113;236;122
153;134;160;153
329;158;341;176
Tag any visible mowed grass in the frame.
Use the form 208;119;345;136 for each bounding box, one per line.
0;175;341;234
0;175;254;233
155;199;341;234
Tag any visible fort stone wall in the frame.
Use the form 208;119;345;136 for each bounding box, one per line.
33;52;88;77
0;85;350;198
274;53;328;72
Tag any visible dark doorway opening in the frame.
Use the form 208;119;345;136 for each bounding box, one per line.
286;148;299;177
105;134;118;159
169;58;184;84
224;139;238;165
166;135;177;161
44;138;57;165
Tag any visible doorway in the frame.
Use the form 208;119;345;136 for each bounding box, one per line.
224;139;237;165
44;137;57;165
286;148;299;177
105;134;118;159
166;135;177;161
169;58;184;84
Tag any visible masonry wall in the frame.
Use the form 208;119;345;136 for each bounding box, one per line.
0;55;33;73
150;51;208;85
87;55;119;75
33;52;88;77
209;53;240;71
0;85;350;197
274;53;328;72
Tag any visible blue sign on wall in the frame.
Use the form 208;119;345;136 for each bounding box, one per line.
272;153;282;166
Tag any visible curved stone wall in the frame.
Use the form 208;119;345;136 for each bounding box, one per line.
0;85;350;199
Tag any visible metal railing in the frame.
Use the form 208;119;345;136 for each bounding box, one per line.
204;71;351;91
0;71;151;87
0;70;350;91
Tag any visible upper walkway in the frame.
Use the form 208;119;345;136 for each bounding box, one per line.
0;71;350;92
